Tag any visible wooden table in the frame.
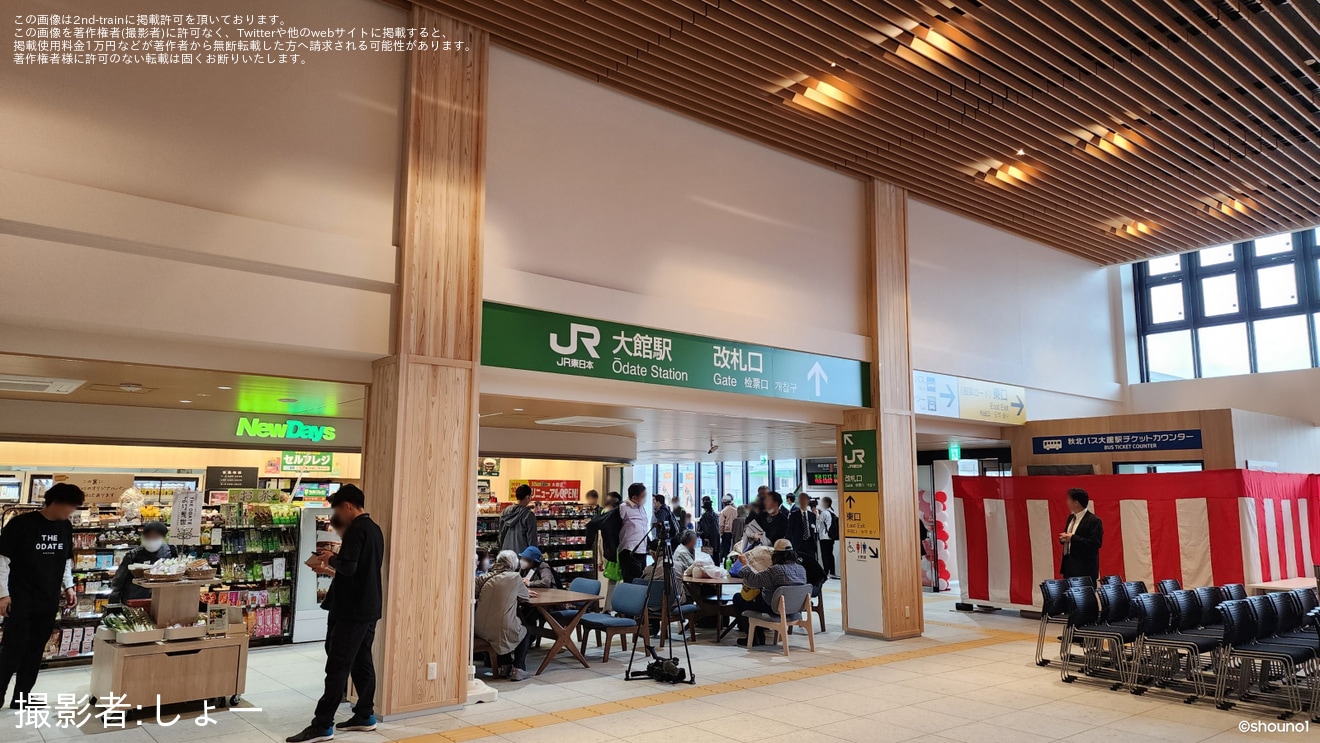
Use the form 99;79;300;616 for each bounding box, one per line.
90;633;248;708
1246;577;1317;595
682;575;743;642
523;588;602;675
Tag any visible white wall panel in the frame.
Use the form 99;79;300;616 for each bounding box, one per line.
908;199;1124;419
484;47;868;358
0;0;405;244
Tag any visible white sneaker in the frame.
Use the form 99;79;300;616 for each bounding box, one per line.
508;668;531;682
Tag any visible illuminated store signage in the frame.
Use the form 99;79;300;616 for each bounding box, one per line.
235;416;337;442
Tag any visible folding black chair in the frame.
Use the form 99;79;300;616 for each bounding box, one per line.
1215;599;1319;720
1132;593;1218;703
1035;579;1071;667
1156;579;1182;595
1100;575;1123;587
1060;586;1139;690
1222;583;1248;602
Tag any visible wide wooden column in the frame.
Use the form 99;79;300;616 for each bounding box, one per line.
841;180;922;640
363;8;486;715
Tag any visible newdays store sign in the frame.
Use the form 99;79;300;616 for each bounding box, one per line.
481;303;869;407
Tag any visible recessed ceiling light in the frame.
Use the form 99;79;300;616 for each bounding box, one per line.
513;408;524;412
217;386;232;390
1016;148;1025;156
829;61;836;67
119;383;143;393
197;393;211;398
278;397;298;403
179;399;192;404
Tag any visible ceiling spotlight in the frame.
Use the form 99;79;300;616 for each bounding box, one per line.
119;383;143;393
278;397;298;403
707;437;720;455
217;386;232;390
829;61;836;67
1016;148;1025;156
513;408;524;412
179;399;192;404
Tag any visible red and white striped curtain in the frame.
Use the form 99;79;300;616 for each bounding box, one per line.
954;470;1317;610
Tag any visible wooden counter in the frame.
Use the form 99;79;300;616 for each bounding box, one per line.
90;633;249;708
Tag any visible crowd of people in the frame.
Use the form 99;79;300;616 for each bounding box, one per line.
470;480;838;667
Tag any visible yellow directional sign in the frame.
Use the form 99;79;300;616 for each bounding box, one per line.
957;377;1028;425
913;370;1028;426
842;491;880;539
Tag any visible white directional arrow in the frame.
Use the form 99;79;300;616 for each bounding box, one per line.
843;433;854;446
807;361;829;396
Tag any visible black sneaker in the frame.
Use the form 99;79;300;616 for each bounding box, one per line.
286;725;335;743
338;714;377;731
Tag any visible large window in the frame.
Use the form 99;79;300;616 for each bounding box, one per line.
747;457;770;493
722;462;745;505
1135;228;1320;381
772;459;798;493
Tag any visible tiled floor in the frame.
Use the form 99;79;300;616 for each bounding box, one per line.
15;586;1311;742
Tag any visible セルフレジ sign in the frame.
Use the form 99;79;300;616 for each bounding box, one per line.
481;302;869;407
235;416;337;443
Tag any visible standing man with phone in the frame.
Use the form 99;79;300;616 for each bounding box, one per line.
0;483;83;709
1058;488;1104;582
288;485;384;743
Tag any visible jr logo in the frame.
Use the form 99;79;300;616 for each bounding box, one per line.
843;448;866;465
549;323;601;359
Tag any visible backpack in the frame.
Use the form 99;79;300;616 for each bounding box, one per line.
827;509;840;541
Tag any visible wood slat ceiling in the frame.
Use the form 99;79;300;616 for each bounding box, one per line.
422;0;1320;265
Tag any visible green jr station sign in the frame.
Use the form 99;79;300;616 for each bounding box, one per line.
481;302;869;407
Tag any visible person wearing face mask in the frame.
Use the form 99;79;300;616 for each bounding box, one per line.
107;522;177;604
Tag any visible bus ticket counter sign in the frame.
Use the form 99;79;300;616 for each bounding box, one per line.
481;302;869;407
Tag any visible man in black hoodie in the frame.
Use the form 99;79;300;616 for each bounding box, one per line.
288;485;384;743
498;485;538;554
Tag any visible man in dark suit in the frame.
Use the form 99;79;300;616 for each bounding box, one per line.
1059;488;1103;581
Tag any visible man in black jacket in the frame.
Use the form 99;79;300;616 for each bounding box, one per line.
1059;488;1104;582
755;491;789;545
288;485;384;743
107;522;176;603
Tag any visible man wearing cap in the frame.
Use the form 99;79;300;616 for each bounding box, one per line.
717;494;737;564
518;546;558;589
731;539;806;647
108;521;177;603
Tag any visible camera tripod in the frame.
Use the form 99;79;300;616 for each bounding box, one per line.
624;517;696;685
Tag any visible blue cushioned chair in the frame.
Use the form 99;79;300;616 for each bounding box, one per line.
580;583;642;662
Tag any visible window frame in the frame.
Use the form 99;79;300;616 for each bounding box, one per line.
1136;227;1320;381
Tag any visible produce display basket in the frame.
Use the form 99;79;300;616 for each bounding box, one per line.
142;572;184;583
129;565;152;579
115;629;165;645
94;627;118;642
164;625;207;641
185;568;216;581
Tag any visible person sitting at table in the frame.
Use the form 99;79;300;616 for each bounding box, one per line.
518;546;558;589
731;539;806;647
474;550;536;682
674;530;698;576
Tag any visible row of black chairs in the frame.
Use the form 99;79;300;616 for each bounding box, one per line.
1036;576;1320;720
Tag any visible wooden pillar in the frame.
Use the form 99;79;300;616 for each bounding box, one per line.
362;8;486;715
840;180;922;640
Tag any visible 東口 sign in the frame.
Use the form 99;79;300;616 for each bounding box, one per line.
509;479;581;502
912;371;1027;426
481;302;869;407
280;452;335;473
1032;430;1203;455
